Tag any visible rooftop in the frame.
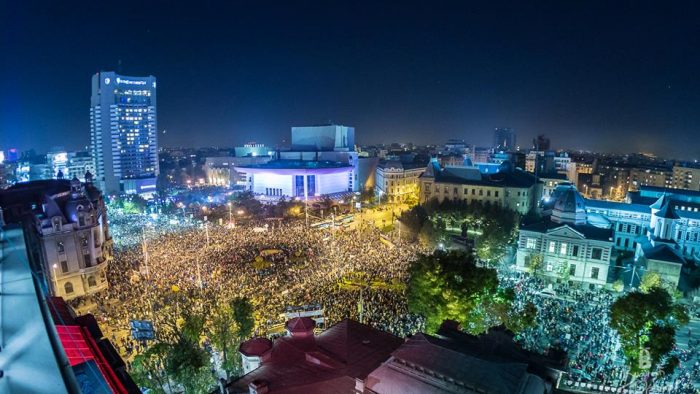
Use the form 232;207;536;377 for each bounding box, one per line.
235;160;352;170
0;226;69;393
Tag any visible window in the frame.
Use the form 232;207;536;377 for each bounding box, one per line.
52;217;62;232
487;190;491;197
569;264;576;276
78;213;86;227
591;248;603;260
60;261;68;273
560;242;568;255
591;267;600;280
84;253;91;267
64;282;74;294
57;241;65;253
479;189;483;196
624;238;630;248
548;241;556;253
471;189;475;195
88;276;97;287
495;191;499;198
526;238;537;249
572;245;579;257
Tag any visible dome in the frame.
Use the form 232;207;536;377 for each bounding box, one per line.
285;317;316;337
551;184;587;225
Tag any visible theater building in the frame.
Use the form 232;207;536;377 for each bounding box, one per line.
235;160;354;199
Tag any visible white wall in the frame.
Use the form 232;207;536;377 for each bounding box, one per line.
252;173;294;196
318;172;351;195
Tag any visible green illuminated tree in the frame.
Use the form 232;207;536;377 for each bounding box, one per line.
407;250;536;334
609;286;689;389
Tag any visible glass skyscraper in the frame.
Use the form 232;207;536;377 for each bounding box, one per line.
90;71;159;195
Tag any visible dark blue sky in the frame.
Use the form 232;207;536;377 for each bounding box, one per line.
2;1;700;158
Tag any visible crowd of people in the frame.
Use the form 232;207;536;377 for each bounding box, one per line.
77;207;700;392
83;211;428;366
501;270;700;393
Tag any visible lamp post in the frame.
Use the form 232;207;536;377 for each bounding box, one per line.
52;263;59;295
227;202;232;227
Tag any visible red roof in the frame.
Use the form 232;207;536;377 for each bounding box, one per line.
285;317;316;333
240;337;273;357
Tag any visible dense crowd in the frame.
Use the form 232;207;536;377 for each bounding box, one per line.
501;270;700;393
79;209;700;392
83;213;428;368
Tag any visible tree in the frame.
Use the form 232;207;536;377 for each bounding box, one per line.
206;297;255;378
407;250;536;334
131;343;171;394
161;310;215;393
609;286;689;389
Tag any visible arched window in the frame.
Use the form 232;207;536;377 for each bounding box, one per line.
64;282;74;294
88;276;97;287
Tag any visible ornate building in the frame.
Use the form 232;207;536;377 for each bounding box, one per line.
516;183;614;289
0;173;111;300
419;158;540;215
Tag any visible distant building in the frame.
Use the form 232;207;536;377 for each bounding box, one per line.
629;166;673;191
0;175;111;300
419;159;540;215
375;160;424;203
470;146;493;164
291;124;355;151
672;164;700;191
533;134;551;151
90;71;159;195
204;156;274;188
236;160;354;198
493;127;516;151
234;143;273;158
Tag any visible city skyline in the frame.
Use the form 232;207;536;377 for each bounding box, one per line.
2;2;700;158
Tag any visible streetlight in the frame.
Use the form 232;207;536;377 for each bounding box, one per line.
52;263;59;295
227;202;232;227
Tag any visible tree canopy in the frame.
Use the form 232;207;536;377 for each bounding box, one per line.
407;250;536;334
609;286;689;379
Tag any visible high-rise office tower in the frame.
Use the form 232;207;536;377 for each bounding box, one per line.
493;127;516;151
90;71;158;195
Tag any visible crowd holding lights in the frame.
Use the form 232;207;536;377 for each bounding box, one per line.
80;206;699;392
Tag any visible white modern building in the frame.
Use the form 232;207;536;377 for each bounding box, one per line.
235;160;353;198
90;71;159;195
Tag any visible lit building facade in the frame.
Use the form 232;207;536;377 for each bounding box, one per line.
375;161;423;203
672;164;700;191
419;159;540;215
0;175;111;300
90;71;158;195
236;160;354;198
517;184;615;289
291;124;355;151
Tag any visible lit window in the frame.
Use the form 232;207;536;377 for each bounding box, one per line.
526;238;537;249
548;241;556;253
560;242;568;255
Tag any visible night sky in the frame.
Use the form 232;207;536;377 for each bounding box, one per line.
2;1;700;158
